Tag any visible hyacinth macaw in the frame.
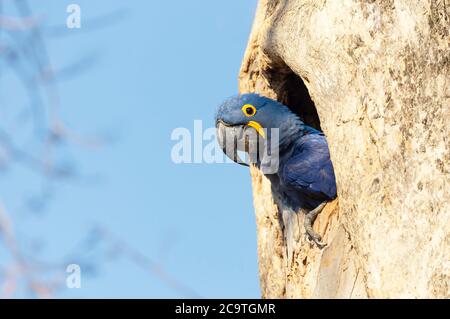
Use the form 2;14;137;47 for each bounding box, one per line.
215;93;337;247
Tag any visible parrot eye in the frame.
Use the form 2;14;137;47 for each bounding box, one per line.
242;104;256;117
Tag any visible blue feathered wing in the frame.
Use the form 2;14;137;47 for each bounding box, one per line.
280;134;337;206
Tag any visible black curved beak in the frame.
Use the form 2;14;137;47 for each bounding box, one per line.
216;120;249;167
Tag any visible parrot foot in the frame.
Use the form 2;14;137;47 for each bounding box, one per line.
304;202;327;249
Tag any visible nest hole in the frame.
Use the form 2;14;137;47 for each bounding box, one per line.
264;61;321;130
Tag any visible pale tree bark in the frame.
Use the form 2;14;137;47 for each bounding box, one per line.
239;0;449;298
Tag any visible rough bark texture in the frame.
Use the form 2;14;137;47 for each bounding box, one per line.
239;0;449;298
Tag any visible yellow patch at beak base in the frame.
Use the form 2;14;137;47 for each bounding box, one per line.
247;121;266;138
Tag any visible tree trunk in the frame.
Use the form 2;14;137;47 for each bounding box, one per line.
239;0;449;298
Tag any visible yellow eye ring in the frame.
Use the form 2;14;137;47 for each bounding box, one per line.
242;104;256;117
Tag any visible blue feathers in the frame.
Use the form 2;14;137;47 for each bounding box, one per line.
216;93;337;212
279;133;337;210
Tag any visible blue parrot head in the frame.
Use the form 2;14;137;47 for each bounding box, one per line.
215;93;294;134
215;93;305;167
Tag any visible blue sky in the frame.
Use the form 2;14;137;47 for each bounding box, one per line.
0;0;260;298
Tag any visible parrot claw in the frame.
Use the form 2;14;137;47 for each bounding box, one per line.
306;231;327;249
303;201;328;249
